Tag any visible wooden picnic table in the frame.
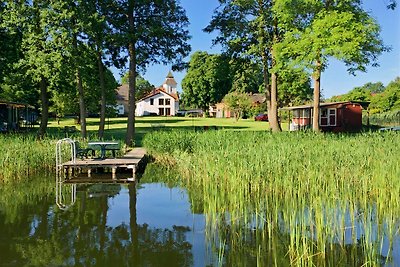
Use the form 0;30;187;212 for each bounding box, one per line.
88;141;119;159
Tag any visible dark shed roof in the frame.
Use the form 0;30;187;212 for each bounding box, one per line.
281;101;370;110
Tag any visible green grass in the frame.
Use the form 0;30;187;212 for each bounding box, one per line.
46;116;282;145
0;116;275;182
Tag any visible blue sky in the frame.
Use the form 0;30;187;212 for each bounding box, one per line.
114;0;400;98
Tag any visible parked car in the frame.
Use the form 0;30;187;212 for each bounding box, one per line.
255;113;268;121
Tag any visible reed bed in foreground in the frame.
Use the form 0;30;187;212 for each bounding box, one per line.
0;135;56;182
143;130;400;266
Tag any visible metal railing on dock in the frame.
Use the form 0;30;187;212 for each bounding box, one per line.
56;138;77;210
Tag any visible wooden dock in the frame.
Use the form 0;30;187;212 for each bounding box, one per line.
61;147;147;182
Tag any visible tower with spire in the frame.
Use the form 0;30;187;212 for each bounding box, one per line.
162;71;178;94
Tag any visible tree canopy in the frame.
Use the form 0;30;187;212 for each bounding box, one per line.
181;51;231;112
121;73;154;100
274;0;388;131
330;77;400;114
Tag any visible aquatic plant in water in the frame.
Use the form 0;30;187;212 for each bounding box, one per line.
143;130;400;266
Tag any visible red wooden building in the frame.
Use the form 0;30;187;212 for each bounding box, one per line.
282;101;369;132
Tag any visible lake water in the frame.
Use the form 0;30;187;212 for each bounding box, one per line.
1;171;399;266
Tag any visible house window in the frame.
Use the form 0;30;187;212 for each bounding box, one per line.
159;108;164;116
165;108;171;116
159;99;164;105
165;99;171;105
320;108;336;126
150;99;154;105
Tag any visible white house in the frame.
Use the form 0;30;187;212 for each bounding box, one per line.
135;71;180;116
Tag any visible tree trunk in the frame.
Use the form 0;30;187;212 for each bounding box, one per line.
97;50;106;139
269;18;282;133
261;50;271;116
37;77;48;139
269;72;282;132
312;60;321;132
72;13;87;139
126;0;136;147
77;67;87;139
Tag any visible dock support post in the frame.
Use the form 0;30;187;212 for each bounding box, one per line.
88;168;92;178
112;167;117;180
132;165;136;179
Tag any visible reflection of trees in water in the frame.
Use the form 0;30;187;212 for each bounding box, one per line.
0;181;193;266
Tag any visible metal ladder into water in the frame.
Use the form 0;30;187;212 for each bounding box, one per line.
55;138;77;210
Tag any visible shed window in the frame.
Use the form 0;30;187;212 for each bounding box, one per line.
320;108;336;126
293;109;310;118
159;99;164;105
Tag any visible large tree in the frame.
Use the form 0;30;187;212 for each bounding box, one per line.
81;0;119;139
205;0;282;132
274;0;388;131
181;51;231;112
2;0;67;138
111;0;191;146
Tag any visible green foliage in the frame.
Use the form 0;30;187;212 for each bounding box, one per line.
229;58;264;94
274;1;387;77
367;110;400;126
369;77;400;113
110;0;191;71
0;135;55;182
181;51;232;111
121;74;154;100
329;77;400;115
223;92;252;120
277;66;313;106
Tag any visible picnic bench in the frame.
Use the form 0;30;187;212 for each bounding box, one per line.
87;141;120;159
73;141;95;160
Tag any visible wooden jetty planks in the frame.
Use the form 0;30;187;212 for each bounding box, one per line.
61;147;147;180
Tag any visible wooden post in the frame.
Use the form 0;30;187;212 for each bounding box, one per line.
88;168;91;178
132;165;136;180
112;167;117;180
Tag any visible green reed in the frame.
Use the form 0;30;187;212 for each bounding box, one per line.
143;130;400;266
0;134;58;182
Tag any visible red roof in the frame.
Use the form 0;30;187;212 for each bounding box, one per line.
137;88;179;102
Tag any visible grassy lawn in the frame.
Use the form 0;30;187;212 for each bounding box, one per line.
47;116;287;145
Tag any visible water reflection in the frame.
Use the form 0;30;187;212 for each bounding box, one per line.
1;170;400;266
0;176;208;266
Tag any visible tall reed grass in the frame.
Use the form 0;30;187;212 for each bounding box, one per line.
143;130;400;266
0;134;56;182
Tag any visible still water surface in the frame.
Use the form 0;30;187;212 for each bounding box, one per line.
0;177;213;266
1;172;400;266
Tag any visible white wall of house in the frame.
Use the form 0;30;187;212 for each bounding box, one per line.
115;104;125;115
136;92;178;116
